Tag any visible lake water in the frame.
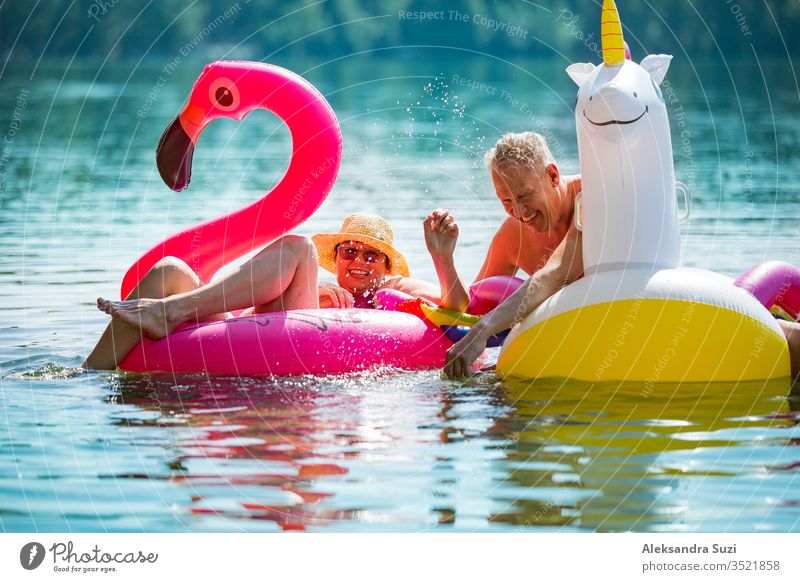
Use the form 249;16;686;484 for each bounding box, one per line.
1;54;799;532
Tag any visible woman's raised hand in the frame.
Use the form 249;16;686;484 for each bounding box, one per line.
319;282;355;308
424;209;459;258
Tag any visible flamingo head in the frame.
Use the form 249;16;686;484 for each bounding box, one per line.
156;61;260;191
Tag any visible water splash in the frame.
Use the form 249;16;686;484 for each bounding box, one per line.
386;77;487;198
391;78;485;155
4;359;86;380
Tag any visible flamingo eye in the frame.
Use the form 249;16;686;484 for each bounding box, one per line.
208;78;240;111
215;87;234;107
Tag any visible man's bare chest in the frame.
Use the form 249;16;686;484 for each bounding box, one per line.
515;230;564;275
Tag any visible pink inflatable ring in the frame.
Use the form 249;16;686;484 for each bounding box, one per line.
117;62;519;376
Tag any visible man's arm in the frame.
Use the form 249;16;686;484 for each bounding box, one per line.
382;276;441;304
424;209;470;311
474;218;521;281
443;224;584;378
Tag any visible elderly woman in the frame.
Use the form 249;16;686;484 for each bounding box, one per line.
83;212;462;370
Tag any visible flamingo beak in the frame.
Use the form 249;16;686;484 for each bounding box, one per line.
156;114;194;192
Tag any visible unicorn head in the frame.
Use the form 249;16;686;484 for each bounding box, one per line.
565;0;680;274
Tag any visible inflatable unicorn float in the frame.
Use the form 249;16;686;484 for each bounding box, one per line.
496;0;796;385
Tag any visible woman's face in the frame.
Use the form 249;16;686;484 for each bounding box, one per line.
491;163;560;233
335;240;389;294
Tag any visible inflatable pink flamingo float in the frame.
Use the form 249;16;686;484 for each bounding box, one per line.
120;61;341;297
118;61;518;376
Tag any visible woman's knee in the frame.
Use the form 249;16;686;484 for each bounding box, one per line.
150;256;200;289
152;256;188;272
268;235;318;264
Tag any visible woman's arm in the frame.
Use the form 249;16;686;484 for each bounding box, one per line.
443;224;583;378
424;209;470;311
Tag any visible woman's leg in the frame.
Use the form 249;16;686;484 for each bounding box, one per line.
96;235;319;341
83;257;202;370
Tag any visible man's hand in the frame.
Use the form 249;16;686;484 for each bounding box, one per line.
319;283;355;308
443;325;490;379
424;209;459;258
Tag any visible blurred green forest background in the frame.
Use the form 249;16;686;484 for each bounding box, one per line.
2;0;799;64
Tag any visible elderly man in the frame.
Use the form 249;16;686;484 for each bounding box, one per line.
426;131;581;313
437;132;800;382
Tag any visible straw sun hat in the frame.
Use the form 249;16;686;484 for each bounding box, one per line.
311;213;410;277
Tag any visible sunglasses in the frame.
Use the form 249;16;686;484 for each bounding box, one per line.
336;245;385;264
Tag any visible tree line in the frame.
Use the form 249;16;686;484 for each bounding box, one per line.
2;0;798;63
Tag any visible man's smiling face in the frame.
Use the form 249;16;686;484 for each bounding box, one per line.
491;164;559;233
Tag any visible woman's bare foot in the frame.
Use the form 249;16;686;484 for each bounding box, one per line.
96;297;177;340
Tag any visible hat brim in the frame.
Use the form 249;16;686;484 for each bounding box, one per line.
311;232;410;277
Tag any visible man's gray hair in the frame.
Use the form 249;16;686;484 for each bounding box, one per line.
484;131;556;174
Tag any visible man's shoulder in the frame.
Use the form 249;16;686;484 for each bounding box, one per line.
565;174;582;200
495;216;524;240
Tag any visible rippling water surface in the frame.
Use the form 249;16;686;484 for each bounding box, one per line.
1;54;799;531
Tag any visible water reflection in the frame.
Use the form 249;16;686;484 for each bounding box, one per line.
105;369;799;532
112;370;475;531
111;374;358;531
488;378;797;531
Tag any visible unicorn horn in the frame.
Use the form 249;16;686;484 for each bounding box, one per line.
601;0;625;66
